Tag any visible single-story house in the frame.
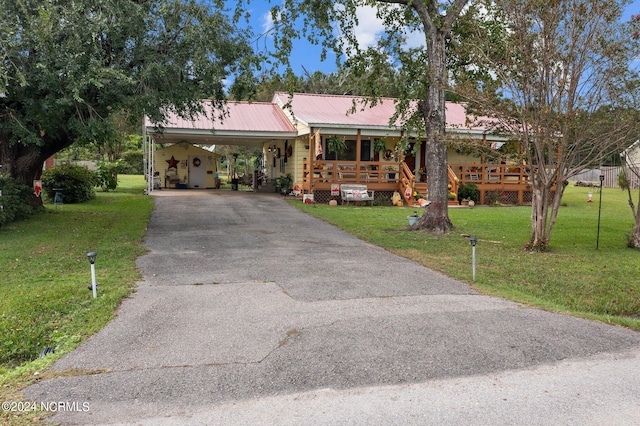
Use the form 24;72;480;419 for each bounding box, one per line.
145;92;531;205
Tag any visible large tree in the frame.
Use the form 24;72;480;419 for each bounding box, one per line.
454;0;640;250
257;0;469;234
0;0;256;206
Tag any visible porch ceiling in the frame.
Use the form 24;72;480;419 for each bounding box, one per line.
147;128;298;147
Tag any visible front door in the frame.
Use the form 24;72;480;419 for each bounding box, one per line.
188;155;206;188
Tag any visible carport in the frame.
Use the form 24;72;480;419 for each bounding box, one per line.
143;100;298;193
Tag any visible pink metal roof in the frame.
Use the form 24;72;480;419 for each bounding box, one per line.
273;92;488;131
145;101;297;133
145;94;490;140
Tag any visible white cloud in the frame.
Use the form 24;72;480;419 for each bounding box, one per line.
262;9;274;34
403;28;425;49
352;6;425;51
354;6;385;48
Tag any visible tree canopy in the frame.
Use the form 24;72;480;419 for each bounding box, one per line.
0;0;257;204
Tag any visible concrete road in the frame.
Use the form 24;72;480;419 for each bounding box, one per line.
25;190;640;425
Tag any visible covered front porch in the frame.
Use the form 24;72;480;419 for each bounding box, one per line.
303;159;533;206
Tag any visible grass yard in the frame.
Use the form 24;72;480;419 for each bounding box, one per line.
0;175;152;425
292;184;640;329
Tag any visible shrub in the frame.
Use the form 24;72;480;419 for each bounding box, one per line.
485;190;499;206
120;150;144;174
41;164;98;203
0;174;36;226
372;194;393;206
95;160;123;191
458;182;480;203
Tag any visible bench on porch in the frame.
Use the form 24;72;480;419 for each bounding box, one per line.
340;184;375;206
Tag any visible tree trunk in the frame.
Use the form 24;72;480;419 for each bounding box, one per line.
527;173;566;251
1;133;73;208
1;151;47;208
632;220;640;248
412;26;453;235
631;188;640;248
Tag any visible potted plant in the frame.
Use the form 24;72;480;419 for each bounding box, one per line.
276;173;293;195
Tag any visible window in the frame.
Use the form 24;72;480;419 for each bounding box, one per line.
325;139;371;161
326;139;356;161
360;140;372;161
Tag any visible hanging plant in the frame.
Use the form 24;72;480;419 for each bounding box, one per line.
373;138;387;156
326;136;347;160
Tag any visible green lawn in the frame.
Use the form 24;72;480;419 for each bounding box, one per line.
0;175;153;425
292;184;640;329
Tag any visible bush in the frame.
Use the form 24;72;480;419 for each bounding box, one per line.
95;160;123;191
41;164;98;203
458;182;480;203
485;190;499;205
0;174;36;226
120;150;144;174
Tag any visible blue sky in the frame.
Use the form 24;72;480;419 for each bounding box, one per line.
235;0;640;77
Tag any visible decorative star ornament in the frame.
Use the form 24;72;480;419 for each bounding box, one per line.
166;155;179;169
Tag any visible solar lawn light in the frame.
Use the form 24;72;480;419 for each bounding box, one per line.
87;251;98;298
469;237;477;281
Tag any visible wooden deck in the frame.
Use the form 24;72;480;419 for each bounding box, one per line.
302;160;401;192
450;163;532;205
302;160;533;205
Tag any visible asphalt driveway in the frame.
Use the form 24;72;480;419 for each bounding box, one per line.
25;190;640;425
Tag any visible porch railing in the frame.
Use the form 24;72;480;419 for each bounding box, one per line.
303;160;401;186
302;160;536;205
451;163;530;185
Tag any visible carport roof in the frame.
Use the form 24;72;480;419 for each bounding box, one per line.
145;101;298;146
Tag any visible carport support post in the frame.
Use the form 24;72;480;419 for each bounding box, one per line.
469;237;477;281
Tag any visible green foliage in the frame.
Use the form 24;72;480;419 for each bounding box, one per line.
485;190;499;206
276;173;294;193
0;176;152;369
41;164;97;203
95;160;124;191
1;0;257;189
457;182;480;203
374;138;387;154
120;150;144;174
372;194;393;206
326;136;347;160
0;174;36;227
